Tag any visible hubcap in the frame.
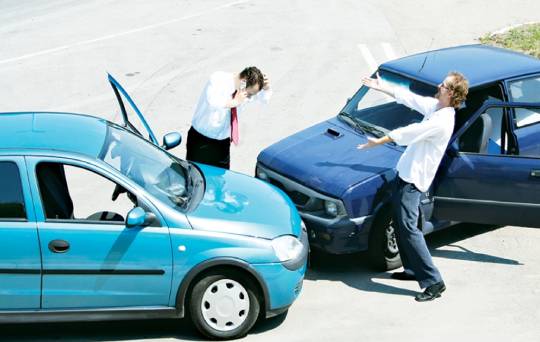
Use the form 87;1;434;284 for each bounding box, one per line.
385;222;399;255
201;279;250;332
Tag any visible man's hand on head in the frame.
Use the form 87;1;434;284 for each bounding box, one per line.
232;89;248;106
263;74;271;91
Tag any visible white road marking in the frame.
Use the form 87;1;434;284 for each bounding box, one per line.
54;33;264;113
0;0;251;66
381;42;397;61
357;43;378;72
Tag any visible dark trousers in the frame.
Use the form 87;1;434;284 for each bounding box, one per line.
186;127;231;169
392;177;443;288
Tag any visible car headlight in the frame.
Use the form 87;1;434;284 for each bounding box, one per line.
256;167;269;181
271;235;304;262
324;200;339;217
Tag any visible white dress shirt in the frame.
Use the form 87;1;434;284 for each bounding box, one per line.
388;87;455;192
191;71;272;140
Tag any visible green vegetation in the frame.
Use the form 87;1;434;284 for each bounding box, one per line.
480;23;540;58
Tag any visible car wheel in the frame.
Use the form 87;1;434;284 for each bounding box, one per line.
189;269;261;340
367;209;402;271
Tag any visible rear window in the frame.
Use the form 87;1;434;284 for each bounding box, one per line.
509;76;540;128
0;162;26;220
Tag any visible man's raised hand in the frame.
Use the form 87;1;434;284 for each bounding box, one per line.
362;72;383;91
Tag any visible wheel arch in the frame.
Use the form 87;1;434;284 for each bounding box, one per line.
175;257;270;318
366;200;393;237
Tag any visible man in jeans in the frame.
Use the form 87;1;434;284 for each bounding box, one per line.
358;71;469;301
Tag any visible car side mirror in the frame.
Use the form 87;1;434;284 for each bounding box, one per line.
126;207;156;228
162;132;182;150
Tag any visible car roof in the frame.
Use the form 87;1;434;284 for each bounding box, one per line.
0;112;111;157
380;44;540;88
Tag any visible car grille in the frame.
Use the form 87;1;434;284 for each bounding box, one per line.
268;179;310;206
257;165;328;212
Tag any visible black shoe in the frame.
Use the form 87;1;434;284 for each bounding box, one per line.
415;281;446;302
390;271;416;281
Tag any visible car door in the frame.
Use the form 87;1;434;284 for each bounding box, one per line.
26;156;173;309
0;157;41;310
432;99;540;228
505;74;540;156
108;74;159;145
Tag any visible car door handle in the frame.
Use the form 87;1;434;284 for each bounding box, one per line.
531;170;540;178
48;239;70;253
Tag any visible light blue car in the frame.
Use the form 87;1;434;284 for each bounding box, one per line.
0;75;307;340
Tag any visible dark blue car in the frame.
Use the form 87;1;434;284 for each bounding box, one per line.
256;44;540;270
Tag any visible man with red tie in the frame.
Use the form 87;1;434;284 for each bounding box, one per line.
186;66;271;169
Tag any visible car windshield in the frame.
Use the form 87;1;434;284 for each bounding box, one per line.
99;124;196;209
340;70;437;137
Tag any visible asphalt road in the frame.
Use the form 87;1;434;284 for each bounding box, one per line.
1;0;540;341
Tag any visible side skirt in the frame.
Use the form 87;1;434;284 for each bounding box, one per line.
0;306;181;324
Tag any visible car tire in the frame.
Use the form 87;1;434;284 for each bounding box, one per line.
189;269;261;340
367;209;402;271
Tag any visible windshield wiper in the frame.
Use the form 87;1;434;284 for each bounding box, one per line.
338;112;366;134
356;122;386;138
338;112;387;138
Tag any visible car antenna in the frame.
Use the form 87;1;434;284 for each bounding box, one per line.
418;37;435;73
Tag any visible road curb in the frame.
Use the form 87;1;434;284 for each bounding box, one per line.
489;21;538;36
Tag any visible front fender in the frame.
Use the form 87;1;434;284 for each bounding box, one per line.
174;257;271;318
342;169;396;219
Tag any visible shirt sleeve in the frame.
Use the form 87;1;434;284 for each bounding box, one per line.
393;86;438;117
205;73;231;109
388;117;445;146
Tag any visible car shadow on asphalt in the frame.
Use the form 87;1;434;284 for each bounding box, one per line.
427;224;522;265
0;313;287;342
0;307;287;342
305;223;522;296
306;251;419;297
0;318;202;342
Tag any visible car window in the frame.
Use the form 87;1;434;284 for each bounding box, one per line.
0;162;26;220
458;104;540;158
36;162;137;223
454;84;504;135
509;76;540;128
511;107;540;158
457;107;506;155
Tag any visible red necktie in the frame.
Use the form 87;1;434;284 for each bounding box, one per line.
231;91;239;145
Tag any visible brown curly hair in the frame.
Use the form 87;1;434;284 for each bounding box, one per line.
446;71;469;108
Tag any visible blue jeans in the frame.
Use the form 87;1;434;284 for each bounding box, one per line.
392;177;443;288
